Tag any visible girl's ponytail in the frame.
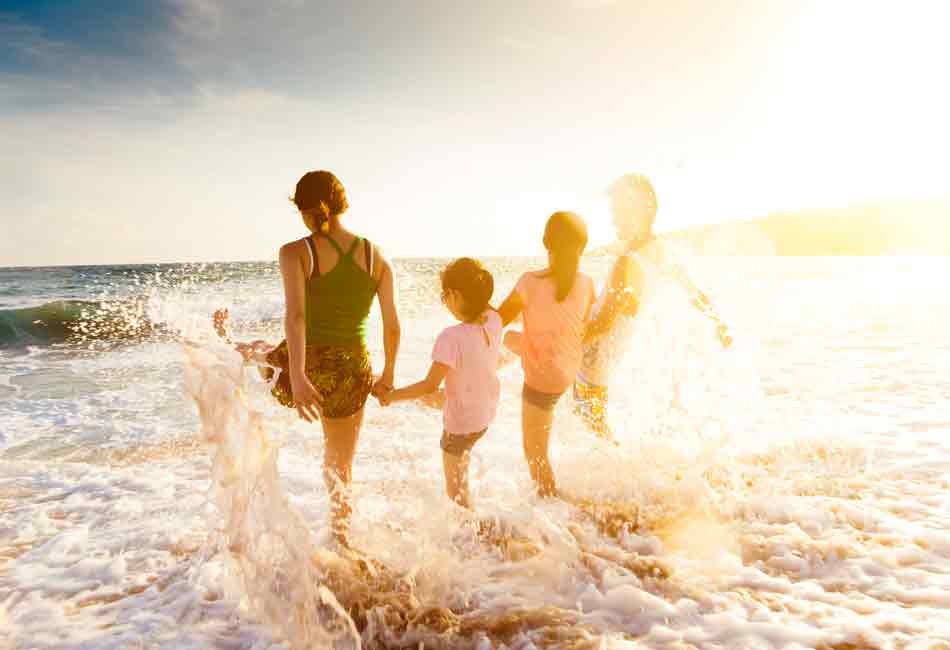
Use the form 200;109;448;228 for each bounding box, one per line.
543;211;588;302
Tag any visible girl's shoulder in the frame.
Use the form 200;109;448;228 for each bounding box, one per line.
521;268;549;281
515;269;547;291
576;271;595;289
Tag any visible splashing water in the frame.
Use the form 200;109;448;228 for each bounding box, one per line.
182;338;364;649
176;251;863;649
3;255;949;648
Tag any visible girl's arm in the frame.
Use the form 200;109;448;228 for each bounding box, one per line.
418;389;446;410
381;362;450;406
373;251;401;395
584;258;643;344
279;241;323;422
497;287;524;327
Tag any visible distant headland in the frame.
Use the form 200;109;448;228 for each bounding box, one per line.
591;200;950;256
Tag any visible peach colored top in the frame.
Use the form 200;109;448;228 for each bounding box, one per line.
515;270;596;394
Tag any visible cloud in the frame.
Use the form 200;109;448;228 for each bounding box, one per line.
571;0;621;8
0;5;191;112
0;12;73;65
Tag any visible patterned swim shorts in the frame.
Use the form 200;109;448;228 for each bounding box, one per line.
264;341;373;419
572;378;611;438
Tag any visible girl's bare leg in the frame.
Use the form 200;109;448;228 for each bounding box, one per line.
321;408;364;546
442;450;472;509
522;398;557;497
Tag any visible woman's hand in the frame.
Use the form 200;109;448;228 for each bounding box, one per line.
372;370;394;400
376;388;394;407
290;371;323;422
716;323;733;349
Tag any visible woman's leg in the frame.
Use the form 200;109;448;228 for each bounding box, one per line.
442;450;472;509
522;398;557;497
320;408;364;546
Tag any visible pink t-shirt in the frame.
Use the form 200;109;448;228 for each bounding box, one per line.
515;271;596;394
431;310;503;435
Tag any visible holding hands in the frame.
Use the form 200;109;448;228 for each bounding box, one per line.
372;369;395;406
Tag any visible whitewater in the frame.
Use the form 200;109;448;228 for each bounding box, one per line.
1;255;948;649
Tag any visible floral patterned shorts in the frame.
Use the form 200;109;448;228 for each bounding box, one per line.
572;379;611;438
264;341;373;419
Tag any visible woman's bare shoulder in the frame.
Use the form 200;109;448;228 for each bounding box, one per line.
278;237;310;265
366;240;392;283
279;236;309;255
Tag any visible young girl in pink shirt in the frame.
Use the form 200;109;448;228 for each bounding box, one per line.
380;258;502;509
498;212;596;498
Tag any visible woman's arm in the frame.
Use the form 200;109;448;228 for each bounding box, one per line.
373;253;401;395
381;362;450;405
583;257;643;344
279;242;323;422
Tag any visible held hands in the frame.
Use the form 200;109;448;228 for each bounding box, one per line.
290;371;323;422
372;370;395;406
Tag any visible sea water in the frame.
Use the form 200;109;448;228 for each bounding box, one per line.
1;255;948;649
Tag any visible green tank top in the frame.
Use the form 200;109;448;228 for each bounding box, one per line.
303;234;378;347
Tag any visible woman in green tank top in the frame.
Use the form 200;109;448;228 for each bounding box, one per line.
214;170;401;546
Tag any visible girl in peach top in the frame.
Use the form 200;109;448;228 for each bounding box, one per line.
498;212;596;497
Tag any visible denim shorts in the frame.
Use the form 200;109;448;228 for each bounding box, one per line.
440;428;487;457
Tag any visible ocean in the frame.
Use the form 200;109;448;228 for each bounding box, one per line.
1;254;948;649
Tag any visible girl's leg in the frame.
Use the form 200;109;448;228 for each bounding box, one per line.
522;398;557;497
442;450;472;509
320;408;364;546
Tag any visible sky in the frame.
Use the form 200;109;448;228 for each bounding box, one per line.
1;0;949;266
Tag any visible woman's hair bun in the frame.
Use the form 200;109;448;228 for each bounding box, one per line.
292;170;348;216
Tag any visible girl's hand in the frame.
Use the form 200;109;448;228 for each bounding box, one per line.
290;371;323;422
372;370;394;398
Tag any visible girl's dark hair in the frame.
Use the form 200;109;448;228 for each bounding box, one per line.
542;211;588;301
441;257;494;322
292;171;348;232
